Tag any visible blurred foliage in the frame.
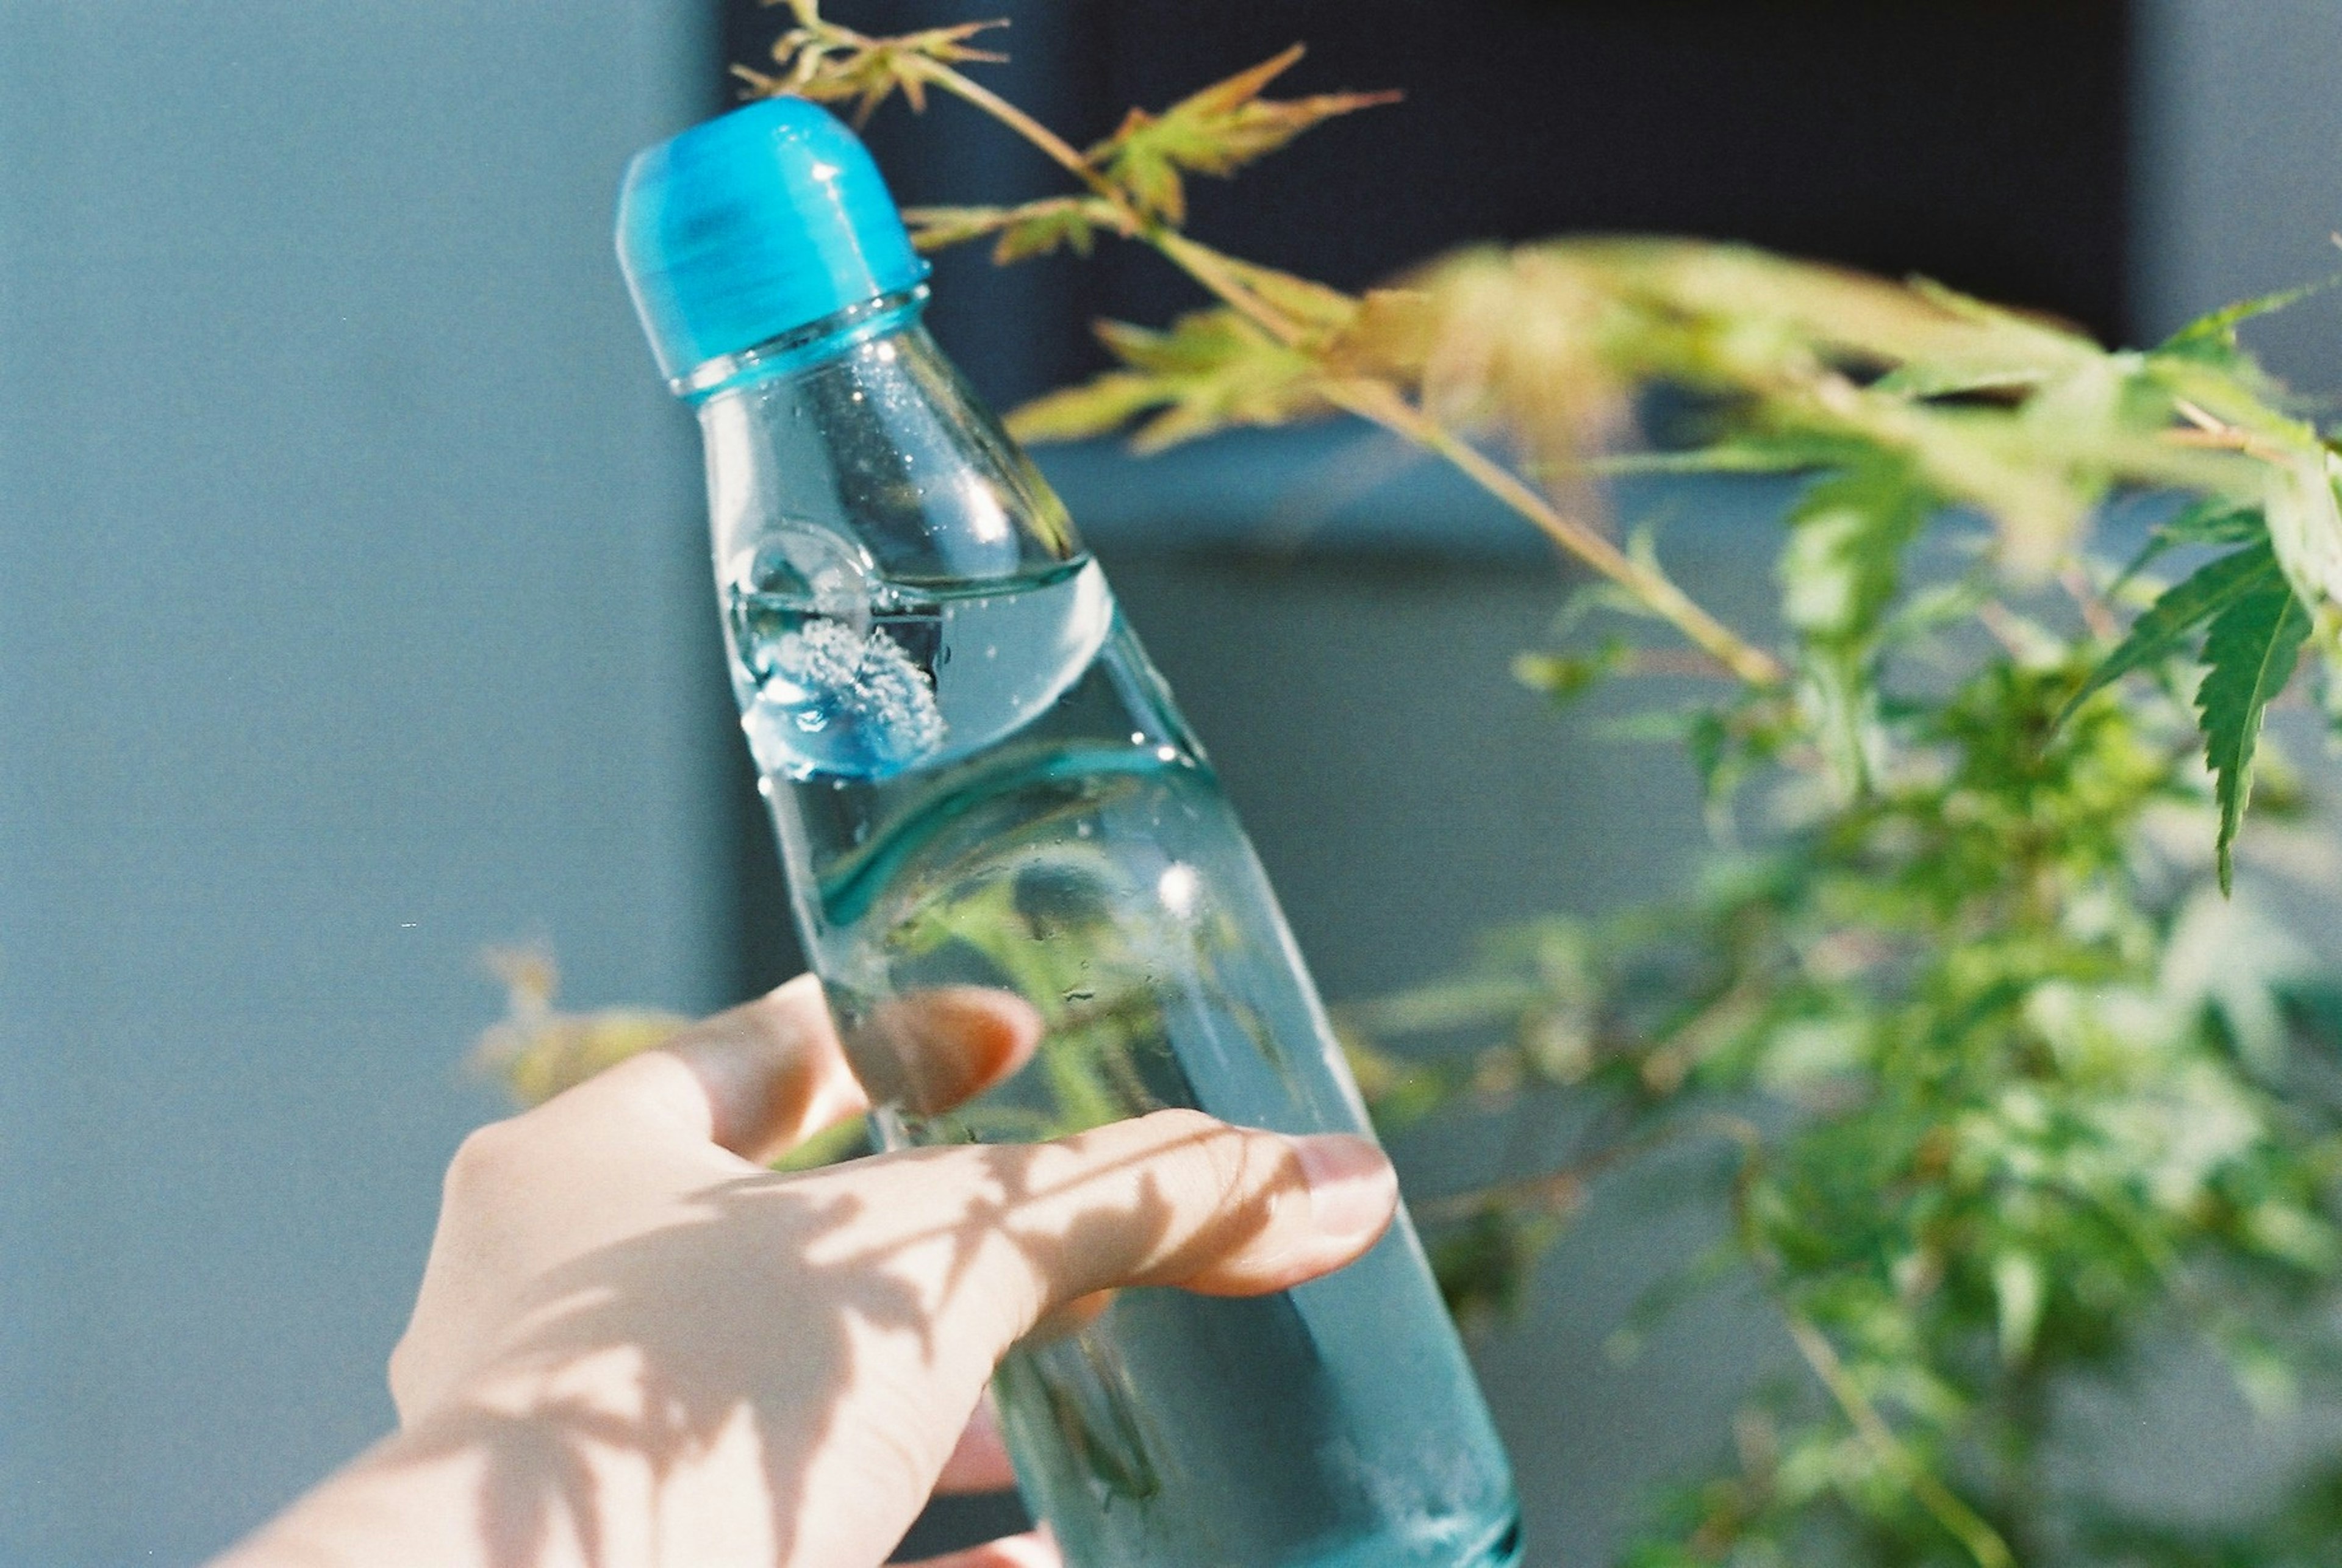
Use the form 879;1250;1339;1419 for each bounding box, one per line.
473;948;868;1172
484;7;2342;1563
473;945;692;1104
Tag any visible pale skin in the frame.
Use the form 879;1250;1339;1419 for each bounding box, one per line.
212;975;1400;1568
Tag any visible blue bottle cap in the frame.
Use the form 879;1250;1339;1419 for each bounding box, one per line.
616;96;929;388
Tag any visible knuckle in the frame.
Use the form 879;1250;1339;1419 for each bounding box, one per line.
734;978;816;1045
1191;1124;1260;1206
442;1120;525;1202
1136;1109;1277;1208
385;1331;455;1428
385;1333;422;1418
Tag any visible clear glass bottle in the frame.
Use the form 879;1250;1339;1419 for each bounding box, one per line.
620;97;1520;1568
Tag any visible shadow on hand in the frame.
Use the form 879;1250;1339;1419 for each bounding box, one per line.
381;1122;1278;1567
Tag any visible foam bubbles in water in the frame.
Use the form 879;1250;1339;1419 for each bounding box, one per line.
725;521;1110;781
762;616;945;771
726;526;944;779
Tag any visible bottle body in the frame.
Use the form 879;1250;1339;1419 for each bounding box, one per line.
699;309;1520;1567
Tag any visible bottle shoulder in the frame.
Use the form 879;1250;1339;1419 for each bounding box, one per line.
700;318;1083;587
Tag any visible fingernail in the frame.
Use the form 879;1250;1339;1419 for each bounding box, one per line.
1292;1133;1398;1244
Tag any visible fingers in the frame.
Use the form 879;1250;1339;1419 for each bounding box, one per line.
885;1120;1388;1563
977;1109;1398;1325
663;976;871;1161
900;1530;1059;1568
555;975;865;1163
544;979;1039;1166
846;987;1042;1116
1025;1288;1113;1345
934;1402;1017;1494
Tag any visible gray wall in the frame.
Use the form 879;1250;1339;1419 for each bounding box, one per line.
0;5;722;1563
2133;0;2342;380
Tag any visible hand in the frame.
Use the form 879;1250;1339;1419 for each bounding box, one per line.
215;977;1399;1568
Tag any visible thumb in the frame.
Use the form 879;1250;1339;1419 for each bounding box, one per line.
960;1109;1400;1327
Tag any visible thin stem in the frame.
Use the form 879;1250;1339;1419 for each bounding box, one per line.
928;64;1308;351
1783;1313;2016;1568
1154;231;1311;343
2059;562;2116;643
926;65;1122;206
1333;381;1789;686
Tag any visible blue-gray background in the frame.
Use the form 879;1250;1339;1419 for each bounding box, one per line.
2;2;2336;1563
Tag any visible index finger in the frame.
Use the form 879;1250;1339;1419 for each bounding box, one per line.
556;977;1041;1165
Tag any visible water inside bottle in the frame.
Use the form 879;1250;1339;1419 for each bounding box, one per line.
748;554;1521;1566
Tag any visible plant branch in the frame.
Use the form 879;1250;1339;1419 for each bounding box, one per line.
1152;231;1315;343
892;48;1788;689
1784;1312;2016;1568
1417;1111;1763;1224
1330;379;1788;685
926;63;1120;205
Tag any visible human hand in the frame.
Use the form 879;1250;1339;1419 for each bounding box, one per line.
217;976;1398;1568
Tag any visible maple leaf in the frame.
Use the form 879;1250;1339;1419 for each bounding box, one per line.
1086;45;1398;224
1006;309;1338;451
2193;562;2312;892
1334;246;1632;474
2158;273;2341;370
2264;446;2342;609
1214;254;1359;338
743;16;1007;126
2058;541;2283;728
2107;496;2265;595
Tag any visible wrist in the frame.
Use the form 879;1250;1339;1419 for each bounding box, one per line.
212;1361;688;1568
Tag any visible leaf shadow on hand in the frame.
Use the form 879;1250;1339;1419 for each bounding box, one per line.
379;1123;1277;1567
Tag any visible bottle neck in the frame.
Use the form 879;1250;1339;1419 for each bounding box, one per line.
693;298;1083;590
675;285;931;402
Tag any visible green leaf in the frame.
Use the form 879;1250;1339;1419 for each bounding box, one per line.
1004;308;1335;449
2265;446;2342;607
2107;498;2265;594
761;19;1008;125
2059;542;2283;728
1799;647;1882;802
1001;371;1170;445
2158;272;2342;365
771;1115;871;1172
1777;460;1928;648
1685;710;1733;807
899;203;1015;252
2194;567;2312;892
1586;434;1866;477
1087;45;1398;223
1991;1251;2045;1365
1514;636;1630;707
2164;499;2269;546
1215;254;1359;337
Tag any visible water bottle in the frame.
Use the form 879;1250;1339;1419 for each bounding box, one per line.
616;96;1520;1568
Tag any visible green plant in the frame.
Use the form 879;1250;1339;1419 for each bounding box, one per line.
493;9;2342;1562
